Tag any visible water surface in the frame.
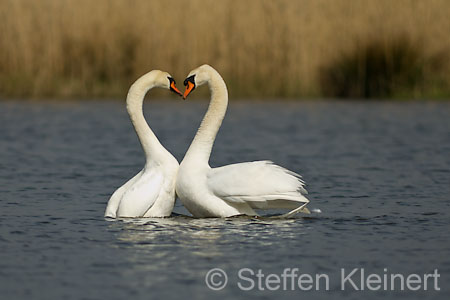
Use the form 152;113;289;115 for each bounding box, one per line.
0;100;449;299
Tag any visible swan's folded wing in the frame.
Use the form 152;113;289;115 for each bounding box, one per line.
207;161;309;210
116;168;164;217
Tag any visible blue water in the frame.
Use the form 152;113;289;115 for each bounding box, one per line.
0;100;449;299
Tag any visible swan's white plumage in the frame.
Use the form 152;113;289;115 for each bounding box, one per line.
116;167;163;217
208;161;309;208
176;65;311;218
104;171;142;218
105;70;179;218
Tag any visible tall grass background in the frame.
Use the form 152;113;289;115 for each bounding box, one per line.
0;0;449;99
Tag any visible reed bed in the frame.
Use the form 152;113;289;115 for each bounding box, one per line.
0;0;449;99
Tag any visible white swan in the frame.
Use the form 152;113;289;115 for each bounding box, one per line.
105;70;182;218
176;64;310;218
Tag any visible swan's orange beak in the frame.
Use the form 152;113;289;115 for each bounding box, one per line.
170;81;182;96
183;75;196;100
183;81;195;100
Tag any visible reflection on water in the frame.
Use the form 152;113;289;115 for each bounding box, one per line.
114;215;308;260
115;216;226;259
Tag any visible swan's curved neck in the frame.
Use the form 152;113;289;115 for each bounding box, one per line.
184;69;228;164
126;74;165;163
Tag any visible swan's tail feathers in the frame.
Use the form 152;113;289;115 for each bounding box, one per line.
280;203;311;218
